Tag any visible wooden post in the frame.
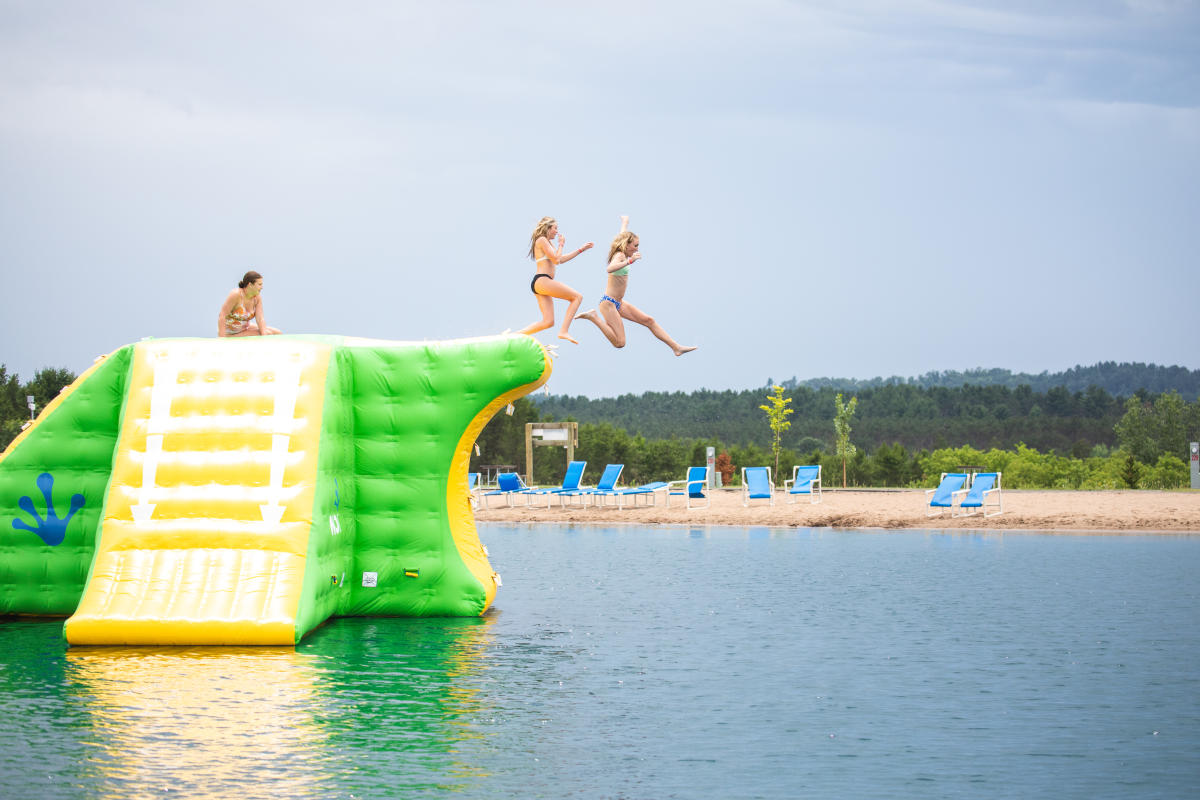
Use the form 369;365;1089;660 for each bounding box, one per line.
525;423;534;486
524;421;579;487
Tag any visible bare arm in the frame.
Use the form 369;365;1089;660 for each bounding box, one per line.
619;214;629;233
607;253;641;274
557;238;594;264
537;234;594;266
217;290;238;337
254;297;266;335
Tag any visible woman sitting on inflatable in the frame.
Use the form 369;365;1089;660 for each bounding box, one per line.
219;270;281;337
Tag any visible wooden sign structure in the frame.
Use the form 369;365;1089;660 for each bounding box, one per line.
525;422;578;486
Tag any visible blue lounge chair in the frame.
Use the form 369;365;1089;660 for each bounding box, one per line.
953;472;1003;518
667;466;710;509
605;481;669;509
525;460;587;507
481;472;533;508
742;466;774;506
925;472;968;516
562;463;624;507
784;465;822;504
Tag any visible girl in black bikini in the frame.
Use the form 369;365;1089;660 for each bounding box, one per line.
518;216;594;344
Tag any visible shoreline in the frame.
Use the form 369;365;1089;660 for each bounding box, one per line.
474;488;1200;533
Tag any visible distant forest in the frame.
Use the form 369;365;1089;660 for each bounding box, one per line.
5;360;1199;461
773;362;1200;396
535;362;1200;455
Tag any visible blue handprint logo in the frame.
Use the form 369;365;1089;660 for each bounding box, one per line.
11;472;85;546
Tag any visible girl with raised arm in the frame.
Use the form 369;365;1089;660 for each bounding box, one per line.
218;270;281;337
577;216;696;356
519;216;594;344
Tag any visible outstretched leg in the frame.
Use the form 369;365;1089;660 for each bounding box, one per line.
619;300;697;356
578;301;626;348
520;277;584;344
519;293;556;336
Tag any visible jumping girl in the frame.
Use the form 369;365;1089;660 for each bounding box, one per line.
518;216;594;344
577;216;696;356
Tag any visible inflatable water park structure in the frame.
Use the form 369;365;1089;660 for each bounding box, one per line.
0;334;551;645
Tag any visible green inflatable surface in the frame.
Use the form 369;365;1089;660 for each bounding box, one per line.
0;334;550;645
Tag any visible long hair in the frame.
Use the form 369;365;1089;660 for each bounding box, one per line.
238;270;263;289
607;231;637;266
528;217;556;260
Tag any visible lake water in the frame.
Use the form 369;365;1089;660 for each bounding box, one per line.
2;525;1199;799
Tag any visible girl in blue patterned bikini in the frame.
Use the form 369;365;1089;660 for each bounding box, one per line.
577;216;696;356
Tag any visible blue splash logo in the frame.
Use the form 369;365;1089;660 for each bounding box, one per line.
11;473;85;546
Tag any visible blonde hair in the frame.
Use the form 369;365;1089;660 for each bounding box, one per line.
528;217;556;260
608;231;638;265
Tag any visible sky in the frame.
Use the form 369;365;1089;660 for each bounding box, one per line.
1;0;1197;399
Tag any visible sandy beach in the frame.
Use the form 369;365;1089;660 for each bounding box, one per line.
475;487;1200;532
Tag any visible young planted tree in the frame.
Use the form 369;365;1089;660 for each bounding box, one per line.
833;392;858;488
759;385;793;483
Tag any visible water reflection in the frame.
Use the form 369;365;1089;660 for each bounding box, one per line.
66;646;329;800
300;617;499;794
58;615;498;799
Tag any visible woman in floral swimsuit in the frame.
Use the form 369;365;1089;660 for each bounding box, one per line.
218;270;281;337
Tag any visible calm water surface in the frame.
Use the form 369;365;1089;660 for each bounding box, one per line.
2;526;1198;799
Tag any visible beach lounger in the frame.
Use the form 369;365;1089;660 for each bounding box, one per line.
953;472;1003;517
601;481;669;509
784;465;822;504
666;466;710;509
560;463;623;507
742;466;774;506
481;472;534;508
925;472;968;516
524;460;587;507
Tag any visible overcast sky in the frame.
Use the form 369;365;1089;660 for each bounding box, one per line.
1;1;1197;398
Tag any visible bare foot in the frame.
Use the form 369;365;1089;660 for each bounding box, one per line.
577;308;597;323
558;332;579;345
674;345;697;356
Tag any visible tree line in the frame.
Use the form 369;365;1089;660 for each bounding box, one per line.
536;382;1132;455
775;361;1200;397
5;361;1197;491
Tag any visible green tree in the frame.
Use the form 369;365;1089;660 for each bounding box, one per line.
0;365;23;421
1142;454;1188;489
1115;390;1194;464
1119;452;1141;489
871;442;909;487
759;385;793;484
833;392;858;488
24;367;76;409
